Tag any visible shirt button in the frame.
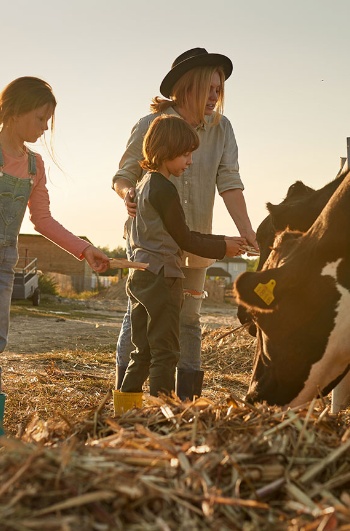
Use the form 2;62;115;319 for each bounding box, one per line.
185;181;188;184
184;200;188;204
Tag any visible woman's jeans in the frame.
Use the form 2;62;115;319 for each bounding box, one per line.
0;246;18;353
116;267;207;371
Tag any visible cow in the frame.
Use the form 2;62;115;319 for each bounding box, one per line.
237;165;349;336
234;169;350;413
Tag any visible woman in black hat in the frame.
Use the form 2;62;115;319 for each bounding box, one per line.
112;48;258;401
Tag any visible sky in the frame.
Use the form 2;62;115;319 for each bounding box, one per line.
3;0;350;251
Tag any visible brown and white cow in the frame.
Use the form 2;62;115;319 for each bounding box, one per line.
234;170;350;413
237;166;349;336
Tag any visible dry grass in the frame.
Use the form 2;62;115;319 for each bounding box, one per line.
1;323;350;530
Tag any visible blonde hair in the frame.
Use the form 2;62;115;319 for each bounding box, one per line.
150;66;225;126
140;115;199;172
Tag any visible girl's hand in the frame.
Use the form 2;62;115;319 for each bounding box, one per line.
83;245;110;272
124;187;137;218
224;236;247;257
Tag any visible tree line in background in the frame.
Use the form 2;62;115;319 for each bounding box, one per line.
98;246;127;259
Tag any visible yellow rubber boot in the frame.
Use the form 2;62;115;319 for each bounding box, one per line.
113;390;143;416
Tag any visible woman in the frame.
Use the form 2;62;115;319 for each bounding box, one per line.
112;48;258;400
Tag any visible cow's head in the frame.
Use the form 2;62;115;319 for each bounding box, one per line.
237;173;349;337
234;227;348;407
237;181;315;335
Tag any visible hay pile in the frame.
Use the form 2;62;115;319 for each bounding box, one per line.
1;327;350;530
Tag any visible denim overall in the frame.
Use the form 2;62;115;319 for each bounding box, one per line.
0;146;36;353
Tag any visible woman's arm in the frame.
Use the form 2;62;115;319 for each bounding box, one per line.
221;188;258;250
112;116;154;216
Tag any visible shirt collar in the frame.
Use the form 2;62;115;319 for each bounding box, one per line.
168;106;208;131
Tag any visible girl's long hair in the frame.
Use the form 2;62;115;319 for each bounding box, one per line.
0;76;56;129
0;76;57;159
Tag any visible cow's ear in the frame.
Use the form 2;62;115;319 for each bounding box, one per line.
267;203;290;232
234;268;285;310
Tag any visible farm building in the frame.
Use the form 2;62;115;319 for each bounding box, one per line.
208;256;247;285
205;258;247;304
17;234;96;293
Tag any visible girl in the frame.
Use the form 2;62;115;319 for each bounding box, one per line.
118;115;246;399
112;48;258;400
0;76;109;356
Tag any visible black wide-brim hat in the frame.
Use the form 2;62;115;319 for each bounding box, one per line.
160;47;233;98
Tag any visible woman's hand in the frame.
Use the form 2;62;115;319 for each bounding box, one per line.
124;187;137;218
82;245;110;272
240;228;259;253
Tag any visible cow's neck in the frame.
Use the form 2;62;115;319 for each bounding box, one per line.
308;171;350;254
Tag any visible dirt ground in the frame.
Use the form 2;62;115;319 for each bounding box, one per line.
6;298;240;355
3;297;350;530
2;296;246;440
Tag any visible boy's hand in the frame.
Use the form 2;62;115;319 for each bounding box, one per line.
240;245;260;256
224;236;247;257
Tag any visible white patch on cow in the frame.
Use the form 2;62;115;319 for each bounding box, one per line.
321;258;342;279
289;259;350;408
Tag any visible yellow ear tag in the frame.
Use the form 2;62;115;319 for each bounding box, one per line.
254;279;276;306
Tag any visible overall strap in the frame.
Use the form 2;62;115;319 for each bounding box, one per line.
0;145;36;176
27;149;37;175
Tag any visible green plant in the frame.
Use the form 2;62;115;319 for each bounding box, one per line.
246;257;259;272
38;273;58;295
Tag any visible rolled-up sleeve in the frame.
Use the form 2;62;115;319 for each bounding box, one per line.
216;116;244;194
112;115;155;188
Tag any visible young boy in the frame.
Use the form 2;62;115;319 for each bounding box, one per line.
119;115;247;398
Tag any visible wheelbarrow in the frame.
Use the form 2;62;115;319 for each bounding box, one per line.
0;367;5;436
